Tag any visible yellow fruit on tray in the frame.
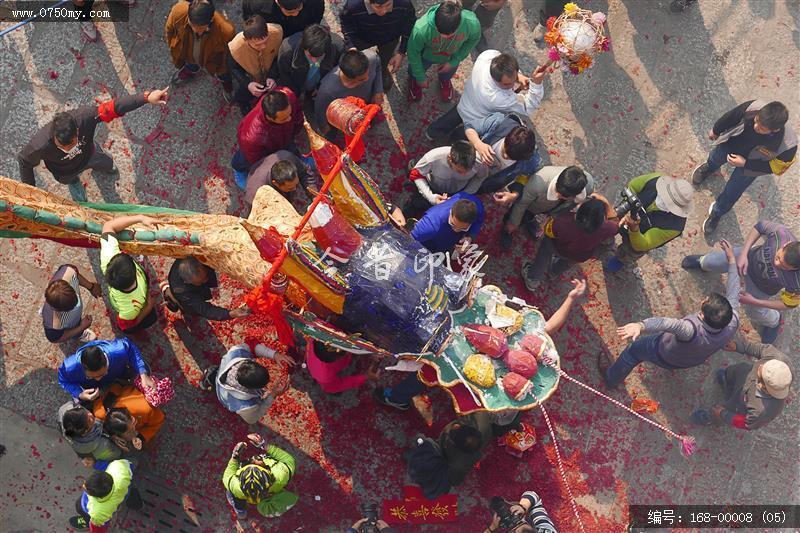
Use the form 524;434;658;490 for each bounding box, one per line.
463;354;497;388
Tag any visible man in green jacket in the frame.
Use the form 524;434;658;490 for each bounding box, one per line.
222;434;298;524
604;173;694;272
69;459;142;531
406;1;480;103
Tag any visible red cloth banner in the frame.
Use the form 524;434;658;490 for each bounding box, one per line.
383;491;458;525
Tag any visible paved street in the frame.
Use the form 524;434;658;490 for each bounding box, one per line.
1;0;798;531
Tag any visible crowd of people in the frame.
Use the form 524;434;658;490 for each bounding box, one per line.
8;0;798;531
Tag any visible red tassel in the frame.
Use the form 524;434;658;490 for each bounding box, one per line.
244;283;295;348
680;436;697;457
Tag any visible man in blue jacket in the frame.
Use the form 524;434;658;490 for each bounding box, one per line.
58;338;153;402
411;192;484;254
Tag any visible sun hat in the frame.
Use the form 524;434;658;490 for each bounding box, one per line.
761;359;792;400
655;175;694;217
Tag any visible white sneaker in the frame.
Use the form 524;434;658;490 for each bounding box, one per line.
80;21;97;42
78;328;97;343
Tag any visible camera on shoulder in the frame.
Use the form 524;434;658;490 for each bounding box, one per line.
490;496;527;530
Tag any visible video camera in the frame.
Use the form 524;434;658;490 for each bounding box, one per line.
355;502;381;533
490;496;526;530
614;187;649;223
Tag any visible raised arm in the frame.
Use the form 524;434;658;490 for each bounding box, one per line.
718;239;740;311
545;279;586;335
101;214;157;235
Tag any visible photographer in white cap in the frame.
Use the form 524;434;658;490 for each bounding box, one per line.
692;337;793;430
604;173;695;272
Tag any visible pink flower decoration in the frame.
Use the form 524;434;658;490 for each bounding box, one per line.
547;48;561;62
135;375;175;407
600;37;611;52
591;11;607;25
569;66;580;75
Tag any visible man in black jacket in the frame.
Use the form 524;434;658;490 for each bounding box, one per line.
17;89;168;201
339;0;417;89
692;100;797;234
162;257;251;321
275;24;344;99
242;0;324;39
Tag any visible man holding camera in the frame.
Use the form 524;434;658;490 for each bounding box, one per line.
484;492;557;532
604;173;695;272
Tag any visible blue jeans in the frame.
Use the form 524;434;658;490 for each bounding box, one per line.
68;181;88;202
605;335;679;387
231;149;251;174
426;105;464;141
706;145;760;218
386;373;426;405
411;58;458;85
487;151;543;190
466;112;523;144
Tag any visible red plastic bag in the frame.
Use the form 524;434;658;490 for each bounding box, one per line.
462;324;508;358
309;200;362;263
504;349;538;378
518;334;546;361
501;371;533;401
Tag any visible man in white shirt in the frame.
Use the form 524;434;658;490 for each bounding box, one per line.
425;50;548;151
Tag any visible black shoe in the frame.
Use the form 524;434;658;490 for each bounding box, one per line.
126;487;143;510
383;74;395;94
549;256;568;276
702;202;720;234
690;408;712;426
523;219;540;240
500;230;513;250
200;365;219;392
596;352;618;389
692;162;712;184
681;255;703;270
715;368;727;389
69;516;90;530
521;262;541;292
372;387;410;411
670;0;697;12
760;324;780;344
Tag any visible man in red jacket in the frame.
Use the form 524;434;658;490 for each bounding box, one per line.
230;86;305;189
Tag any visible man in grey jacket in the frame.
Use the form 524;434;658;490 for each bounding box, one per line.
600;239;740;387
497;165;594;249
59;402;123;469
692;338;792;430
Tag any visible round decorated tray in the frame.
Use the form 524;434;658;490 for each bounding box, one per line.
411;302;560;413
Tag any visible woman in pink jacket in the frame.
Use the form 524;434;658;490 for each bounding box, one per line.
305;340;380;394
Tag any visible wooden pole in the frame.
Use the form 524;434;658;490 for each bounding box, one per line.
254;105;381;292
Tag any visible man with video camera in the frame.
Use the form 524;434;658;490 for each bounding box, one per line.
483;491;557;532
604;173;695;272
347;502;396;533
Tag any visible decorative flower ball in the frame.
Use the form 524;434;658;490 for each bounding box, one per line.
544;3;610;75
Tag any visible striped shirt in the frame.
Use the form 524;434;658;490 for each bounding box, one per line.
41;264;83;342
521;491;557;532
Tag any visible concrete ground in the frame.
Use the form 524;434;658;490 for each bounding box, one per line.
1;0;798;531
